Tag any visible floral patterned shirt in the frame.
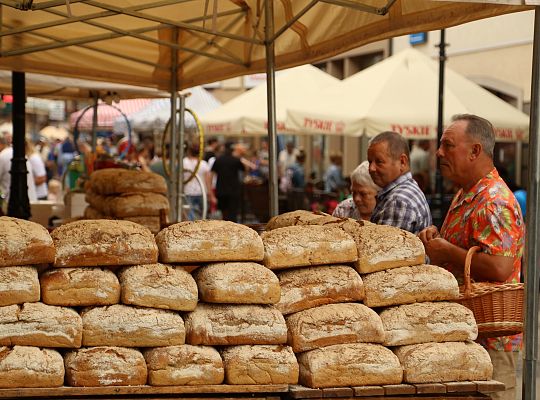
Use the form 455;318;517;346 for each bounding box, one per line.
440;168;524;352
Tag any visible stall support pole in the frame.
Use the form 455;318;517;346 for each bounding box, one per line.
169;28;180;222
177;94;186;221
434;29;446;228
522;8;540;400
265;0;278;218
91;91;98;153
7;71;30;219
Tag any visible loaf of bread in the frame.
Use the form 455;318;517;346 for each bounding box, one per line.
121;216;162;235
286;303;384;353
352;224;425;273
108;192;170;217
298;343;403;388
40;267;120;306
380;302;478;346
83;205;107;219
261;225;357;269
185;304;287;346
82;304;185;347
276;265;364;315
90;168;167;195
0;217;55;267
193;262;280;304
52;219;158;267
265;210;331;231
84;191;111;215
0;346;64;388
144;345;224;386
65;346;147;386
0;266;40;306
363;264;459;308
0;303;82;348
221;345;298;384
394;342;493;383
119;264;198;311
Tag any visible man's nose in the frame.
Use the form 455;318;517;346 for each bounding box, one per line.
436;147;443;158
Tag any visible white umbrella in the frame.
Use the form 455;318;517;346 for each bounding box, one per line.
39;126;69;141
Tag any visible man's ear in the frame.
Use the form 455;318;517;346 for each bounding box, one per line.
400;153;409;171
470;143;482;160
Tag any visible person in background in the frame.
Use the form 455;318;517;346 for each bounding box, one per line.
256;138;270;181
47;179;63;203
367;131;432;234
418;114;524;400
410;139;431;193
287;150;306;189
183;143;216;220
278;140;299;177
26;140;48;200
333;161;380;221
203;137;219;162
324;152;347;194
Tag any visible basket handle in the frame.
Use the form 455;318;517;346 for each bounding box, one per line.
463;245;481;297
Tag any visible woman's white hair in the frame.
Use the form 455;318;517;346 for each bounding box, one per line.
350;161;380;191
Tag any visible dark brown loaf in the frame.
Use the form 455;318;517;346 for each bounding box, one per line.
82;304;185;347
119;264;198;311
0;266;40;306
108;192;170;217
193;262;280;304
363;264;459;308
121;216;161;235
64;346;147;386
144;345;224;386
298;343;403;388
276;265;364;315
394;342;493;383
0;346;64;388
156;220;264;263
265;210;331;231
185;304;287;346
221;345;298;384
380;302;478;346
286;303;384;353
0;217;55;267
51;219;158;267
0;303;82;348
261;225;358;270
90;168;167;195
40;267;120;306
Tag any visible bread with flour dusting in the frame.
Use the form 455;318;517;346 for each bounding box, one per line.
265;210;331;231
0;266;40;306
0;217;55;267
89;168;167;195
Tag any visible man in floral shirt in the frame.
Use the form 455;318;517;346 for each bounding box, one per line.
419;114;524;400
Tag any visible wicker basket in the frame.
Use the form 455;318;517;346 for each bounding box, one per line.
456;246;524;338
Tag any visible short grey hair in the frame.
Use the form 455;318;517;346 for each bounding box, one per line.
451;114;495;158
350;161;380;191
369;131;410;161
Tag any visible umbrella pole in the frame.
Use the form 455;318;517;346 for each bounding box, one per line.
169;28;180;222
522;8;540;400
91;91;98;153
434;29;447;228
265;0;278;218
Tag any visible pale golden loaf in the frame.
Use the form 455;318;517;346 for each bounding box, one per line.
144;345;224;386
51;219;158;267
261;225;357;269
363;264;459;308
119;264;198;311
297;343;403;388
0;266;40;306
221;345;298;384
89;168;167;195
64;346;147;386
40;267;120;307
276;265;364;315
156;220;264;263
107;192;169;217
193;262;280;304
185;304;287;346
394;341;493;383
0;346;64;388
380;302;478;346
265;210;331;231
0;217;55;267
82;304;185;347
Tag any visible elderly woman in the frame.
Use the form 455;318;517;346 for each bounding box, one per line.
332;161;380;221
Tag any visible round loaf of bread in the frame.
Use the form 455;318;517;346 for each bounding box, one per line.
0;266;40;306
156;220;264;263
0;346;64;388
121;216;161;234
0;217;55;267
40;267;120;306
108;192;170;217
265;210;330;231
65;346;147;386
221;345;298;384
90;168;167;195
51;219;158;267
144;345;224;386
394;341;493;383
119;264;198;311
193;262;280;304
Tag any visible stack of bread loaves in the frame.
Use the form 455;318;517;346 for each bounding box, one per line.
155;220;299;386
84;168;170;234
0;217;73;388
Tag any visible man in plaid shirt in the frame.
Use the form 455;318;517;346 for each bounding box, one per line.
367;131;432;234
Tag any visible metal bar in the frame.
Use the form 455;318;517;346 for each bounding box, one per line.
272;0;318;41
177;94;186;222
265;0;278;218
90;92;98;153
434;29;446;228
522;8;540;400
169;39;179;223
318;0;384;15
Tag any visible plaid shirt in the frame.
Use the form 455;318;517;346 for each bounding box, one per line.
370;172;432;234
332;198;362;220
